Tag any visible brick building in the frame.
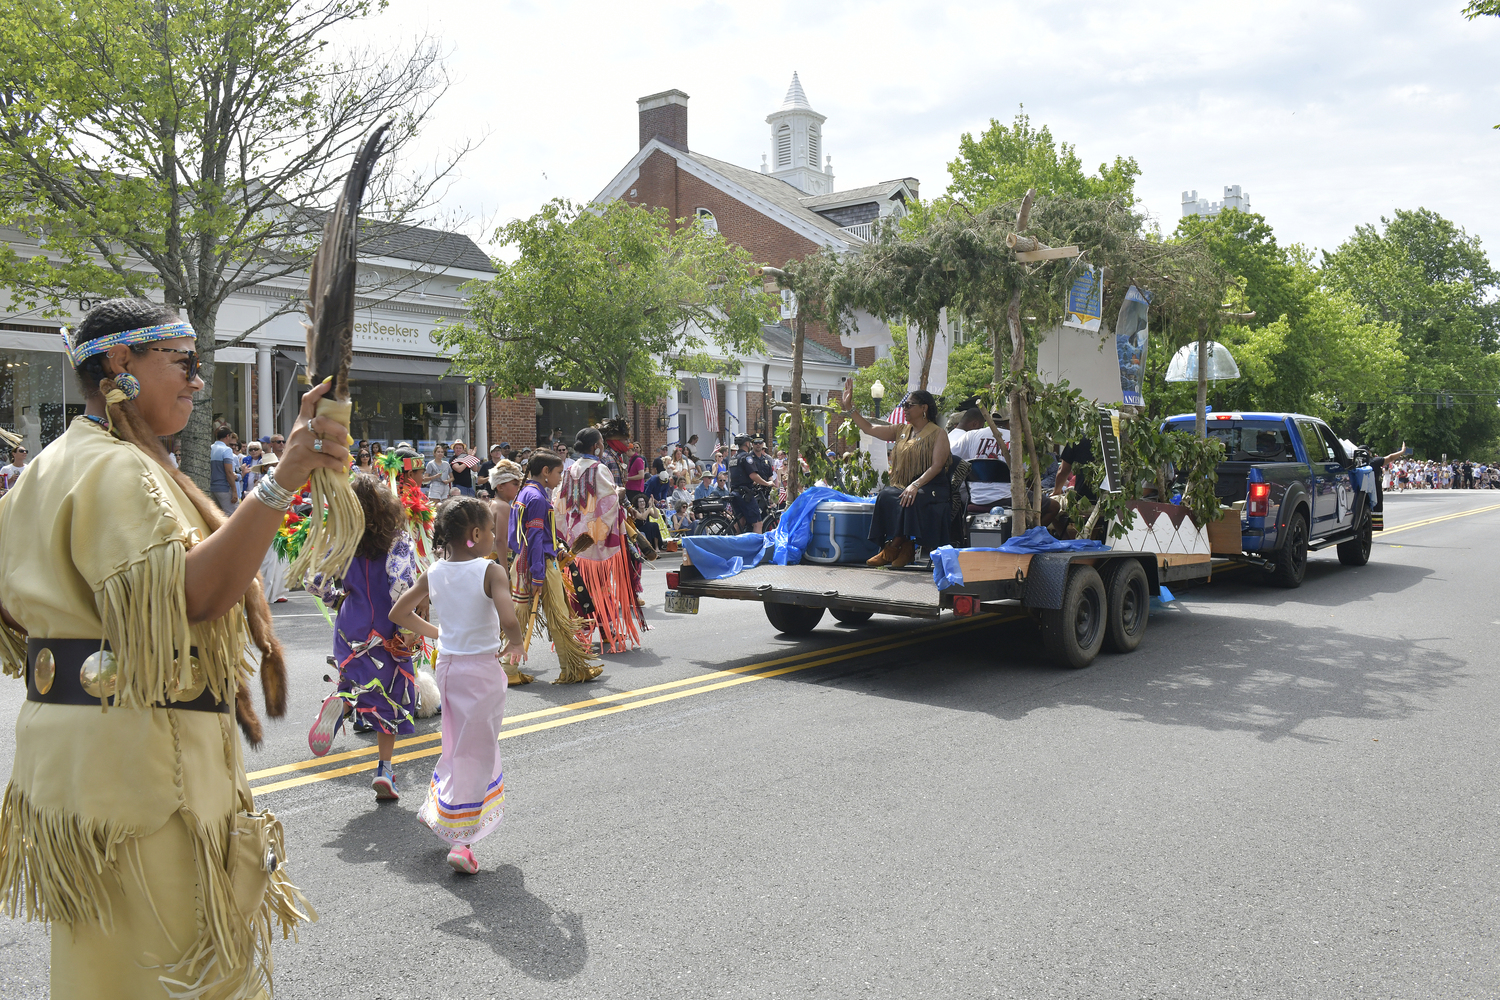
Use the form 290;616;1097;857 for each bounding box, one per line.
487;74;920;457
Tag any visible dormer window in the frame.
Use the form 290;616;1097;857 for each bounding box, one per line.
776;124;792;167
695;208;718;234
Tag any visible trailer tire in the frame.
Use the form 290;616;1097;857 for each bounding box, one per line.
1039;565;1106;669
1267;510;1308;589
830;609;873;625
765;603;824;635
1337;520;1373;567
1102;559;1150;654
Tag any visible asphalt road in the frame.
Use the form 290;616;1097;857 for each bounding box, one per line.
3;489;1500;998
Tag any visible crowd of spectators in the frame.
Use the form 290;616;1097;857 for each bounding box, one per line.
1388;458;1498;491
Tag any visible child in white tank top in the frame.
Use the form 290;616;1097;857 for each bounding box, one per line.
391;495;525;874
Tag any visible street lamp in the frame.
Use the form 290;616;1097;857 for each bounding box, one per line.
870;379;885;421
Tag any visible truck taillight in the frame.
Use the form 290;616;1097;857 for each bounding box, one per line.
1247;482;1270;517
666;571;680;589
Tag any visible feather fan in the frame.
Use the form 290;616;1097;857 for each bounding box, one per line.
288;124;390;581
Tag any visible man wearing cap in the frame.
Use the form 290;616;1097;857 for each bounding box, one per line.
948;400;985;450
476;442;505;498
953;405;1013;512
727;436;774;532
651;443;669;475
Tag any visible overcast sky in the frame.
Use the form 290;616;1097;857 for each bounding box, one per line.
358;0;1500;263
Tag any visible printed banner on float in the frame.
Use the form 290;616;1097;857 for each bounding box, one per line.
1115;285;1151;407
1063;267;1103;332
906;307;951;394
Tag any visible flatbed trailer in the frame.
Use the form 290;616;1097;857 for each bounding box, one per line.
668;548;1216;669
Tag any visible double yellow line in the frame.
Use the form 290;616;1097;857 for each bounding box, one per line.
248;611;1017;796
1378;500;1500;538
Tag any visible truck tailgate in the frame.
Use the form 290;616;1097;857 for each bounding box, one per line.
676;563;943;618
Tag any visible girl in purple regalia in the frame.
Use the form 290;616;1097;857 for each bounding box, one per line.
307;475;422;800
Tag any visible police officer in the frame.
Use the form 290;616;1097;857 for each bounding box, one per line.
727;435;774;532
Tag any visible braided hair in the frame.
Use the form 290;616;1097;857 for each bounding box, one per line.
432;495;494;555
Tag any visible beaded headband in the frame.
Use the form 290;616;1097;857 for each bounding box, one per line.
62;321;196;367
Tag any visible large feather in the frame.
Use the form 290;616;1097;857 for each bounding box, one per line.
305;123;390;397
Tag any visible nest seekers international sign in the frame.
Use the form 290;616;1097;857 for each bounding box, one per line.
353;316;436;354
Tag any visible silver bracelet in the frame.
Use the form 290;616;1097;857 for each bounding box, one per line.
252;469;296;511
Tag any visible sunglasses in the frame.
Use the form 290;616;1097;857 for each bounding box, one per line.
147;347;200;381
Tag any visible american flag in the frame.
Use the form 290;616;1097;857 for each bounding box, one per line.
698;375;719;434
887;391;910;425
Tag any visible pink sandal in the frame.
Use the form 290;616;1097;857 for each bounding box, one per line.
308;692;345;757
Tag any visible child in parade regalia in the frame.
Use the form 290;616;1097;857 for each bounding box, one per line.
510;450;603;683
305;476;423;802
487;458;535;685
390;496;526;874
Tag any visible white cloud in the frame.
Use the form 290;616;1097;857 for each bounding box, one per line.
353;0;1500;261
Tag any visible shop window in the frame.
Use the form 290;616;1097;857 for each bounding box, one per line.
537;397;612;449
0;349;73;454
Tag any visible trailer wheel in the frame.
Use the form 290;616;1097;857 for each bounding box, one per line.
1102;559;1150;654
764;603;824;635
1039;565;1106;669
1337;520;1373;567
830;609;873;625
1267;510;1308;588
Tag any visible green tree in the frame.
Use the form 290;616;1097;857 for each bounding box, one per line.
436;199;774;410
0;0;457;487
1161;211;1408;435
1322;208;1500;456
946;108;1141;209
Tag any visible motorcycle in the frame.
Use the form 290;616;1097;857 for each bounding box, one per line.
693;486;781;536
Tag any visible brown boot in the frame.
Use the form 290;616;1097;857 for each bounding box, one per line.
866;538;901;567
890;538;916;569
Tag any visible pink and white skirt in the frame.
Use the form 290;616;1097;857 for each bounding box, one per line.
417;650;508;846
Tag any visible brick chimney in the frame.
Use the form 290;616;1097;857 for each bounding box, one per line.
638;90;689;152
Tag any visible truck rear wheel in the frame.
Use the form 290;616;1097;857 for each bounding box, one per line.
765;603;824;635
1102;559;1150;654
1337;520;1373;567
830;609;873;625
1267;511;1308;589
1039;565;1106;669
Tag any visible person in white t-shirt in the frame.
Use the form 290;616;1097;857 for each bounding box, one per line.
948;405;985;450
0;443;28;492
953;414;1012;512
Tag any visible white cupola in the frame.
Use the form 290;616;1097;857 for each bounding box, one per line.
765;72;833;195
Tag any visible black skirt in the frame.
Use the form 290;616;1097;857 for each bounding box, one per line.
869;483;951;553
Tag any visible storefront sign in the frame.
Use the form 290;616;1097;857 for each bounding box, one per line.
353;316;436;353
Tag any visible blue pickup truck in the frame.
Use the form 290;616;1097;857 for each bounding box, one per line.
1163;411;1378;588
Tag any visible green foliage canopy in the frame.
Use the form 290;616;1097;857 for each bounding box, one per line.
436;200;775;410
946;109;1141;210
0;0;455;485
1321;208;1500;456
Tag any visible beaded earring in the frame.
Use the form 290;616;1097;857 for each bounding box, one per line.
114;373;142;400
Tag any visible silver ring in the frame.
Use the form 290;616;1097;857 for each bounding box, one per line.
313;438;324;453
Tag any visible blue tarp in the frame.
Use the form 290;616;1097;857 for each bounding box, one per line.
681;486;872;581
929;528;1111;589
1000;526;1110;554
